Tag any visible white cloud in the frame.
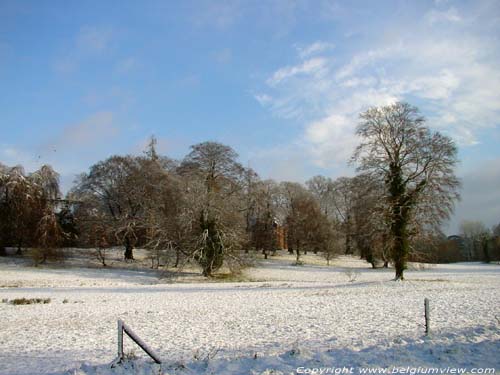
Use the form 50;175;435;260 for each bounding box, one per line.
334;47;396;81
255;2;500;169
305;114;359;166
254;94;273;106
408;69;460;100
303;90;399;167
266;58;328;86
425;7;462;25
296;41;335;59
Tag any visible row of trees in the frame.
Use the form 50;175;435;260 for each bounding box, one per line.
3;102;492;279
457;220;500;262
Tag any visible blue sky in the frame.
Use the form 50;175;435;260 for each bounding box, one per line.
1;0;499;234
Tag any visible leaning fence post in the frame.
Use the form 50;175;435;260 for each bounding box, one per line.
113;319;162;367
118;319;124;360
424;298;430;336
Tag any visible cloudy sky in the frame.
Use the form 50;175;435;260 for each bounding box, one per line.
1;0;499;234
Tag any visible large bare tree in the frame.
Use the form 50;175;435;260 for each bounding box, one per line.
352;102;460;280
178;142;247;276
72;156;146;260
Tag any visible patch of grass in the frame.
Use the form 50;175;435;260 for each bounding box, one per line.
123;350;138;361
6;298;51;305
211;273;250;282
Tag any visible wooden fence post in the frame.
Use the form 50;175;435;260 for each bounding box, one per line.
114;319;162;366
424;298;430;336
118;319;124;360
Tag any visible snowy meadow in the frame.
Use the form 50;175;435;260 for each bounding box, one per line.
0;252;498;375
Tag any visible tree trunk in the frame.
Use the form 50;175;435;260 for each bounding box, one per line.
482;239;490;263
392;213;409;280
0;246;6;257
202;265;212;277
174;248;181;268
124;237;134;260
344;231;352;255
389;164;410;281
362;245;376;268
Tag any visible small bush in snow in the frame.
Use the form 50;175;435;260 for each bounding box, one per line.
8;298;51;305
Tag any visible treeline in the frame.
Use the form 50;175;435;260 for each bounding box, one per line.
437;220;500;263
1;103;498;278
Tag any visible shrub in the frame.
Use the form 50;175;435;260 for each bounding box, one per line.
7;298;51;305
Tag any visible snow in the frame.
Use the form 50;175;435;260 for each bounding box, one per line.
0;252;499;375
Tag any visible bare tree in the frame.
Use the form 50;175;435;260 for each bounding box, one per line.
331;177;359;255
178;142;247;277
352;102;460;280
280;182;329;264
493;222;500;237
306;175;334;217
74;155;154;260
349;174;390;268
72;143;182;264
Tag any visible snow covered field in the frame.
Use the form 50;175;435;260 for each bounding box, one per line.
0;252;498;375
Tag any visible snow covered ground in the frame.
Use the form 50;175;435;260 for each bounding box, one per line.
0;251;498;375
